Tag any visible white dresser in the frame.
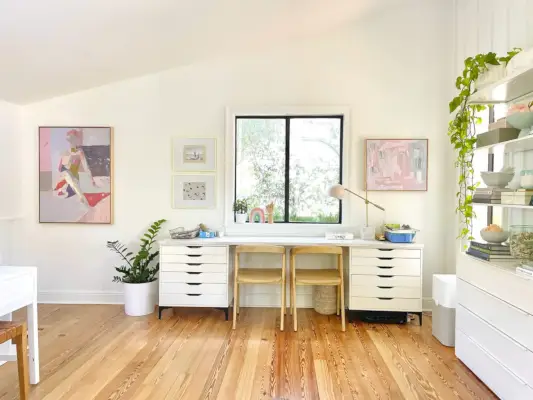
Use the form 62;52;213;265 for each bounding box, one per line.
456;253;533;399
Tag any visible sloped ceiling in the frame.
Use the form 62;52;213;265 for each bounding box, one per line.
0;0;395;104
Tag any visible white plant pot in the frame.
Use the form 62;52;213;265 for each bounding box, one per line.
123;281;157;316
235;213;247;224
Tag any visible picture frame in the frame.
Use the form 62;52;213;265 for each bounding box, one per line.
365;138;428;191
172;137;216;172
172;174;216;209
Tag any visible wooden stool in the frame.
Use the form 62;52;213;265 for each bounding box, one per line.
0;322;29;400
233;245;286;330
290;246;345;332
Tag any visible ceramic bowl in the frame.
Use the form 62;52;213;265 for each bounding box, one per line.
480;171;514;188
506;112;533;130
480;230;510;244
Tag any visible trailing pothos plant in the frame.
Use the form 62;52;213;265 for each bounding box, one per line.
448;48;521;239
108;219;167;283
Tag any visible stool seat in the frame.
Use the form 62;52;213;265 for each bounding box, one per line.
237;268;283;284
294;269;341;285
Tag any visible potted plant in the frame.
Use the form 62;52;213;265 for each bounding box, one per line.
107;219;166;316
233;199;248;224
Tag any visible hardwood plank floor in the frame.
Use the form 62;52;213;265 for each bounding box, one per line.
0;305;495;400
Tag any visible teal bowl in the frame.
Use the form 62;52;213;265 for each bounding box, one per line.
506;112;533;129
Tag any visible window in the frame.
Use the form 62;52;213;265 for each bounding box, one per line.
235;115;343;223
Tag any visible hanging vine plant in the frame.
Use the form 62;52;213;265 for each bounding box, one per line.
448;48;521;239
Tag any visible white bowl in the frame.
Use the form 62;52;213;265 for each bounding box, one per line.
480;230;510;244
506;112;533;130
480;172;514;188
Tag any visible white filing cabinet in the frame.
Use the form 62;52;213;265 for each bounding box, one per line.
456;253;533;399
348;246;423;324
158;244;232;320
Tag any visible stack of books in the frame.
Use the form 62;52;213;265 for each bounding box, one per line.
473;188;514;204
516;263;533;277
467;241;512;261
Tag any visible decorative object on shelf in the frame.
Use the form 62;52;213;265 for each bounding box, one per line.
172;137;216;172
480;224;509;244
325;232;355;240
467;239;512;261
314;286;337;315
328;184;385;240
509;225;533;261
249;207;265;223
108;219;166;316
199;230;216;238
172;174;216;208
480;167;514;188
473;187;513;204
506;102;533;137
448;48;521;239
39;126;113;224
233;199;248;223
169;225;201;239
488;118;510;130
266;202;274;224
384;225;418;243
365;139;428;191
476;127;519;147
520;170;533;189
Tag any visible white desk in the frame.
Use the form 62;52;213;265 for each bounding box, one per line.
0;266;40;384
159;237;424;323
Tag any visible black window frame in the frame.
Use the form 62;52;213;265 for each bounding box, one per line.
234;114;344;224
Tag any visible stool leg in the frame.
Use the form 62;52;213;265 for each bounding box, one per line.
14;327;29;400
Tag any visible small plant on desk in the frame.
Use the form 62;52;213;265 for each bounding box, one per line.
233;199;249;224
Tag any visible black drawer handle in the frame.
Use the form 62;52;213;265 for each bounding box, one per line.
377;275;393;278
186;272;202;275
378;249;393;252
377;266;393;269
186;283;201;286
186;263;202;266
377;286;393;289
186;293;201;296
187;246;202;249
377;257;393;260
378;297;393;300
187;254;202;258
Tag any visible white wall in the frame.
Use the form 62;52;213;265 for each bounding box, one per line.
11;0;455;306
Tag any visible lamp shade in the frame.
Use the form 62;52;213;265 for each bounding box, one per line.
328;184;345;199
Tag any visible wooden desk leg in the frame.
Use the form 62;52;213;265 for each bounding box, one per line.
27;302;40;384
14;325;30;400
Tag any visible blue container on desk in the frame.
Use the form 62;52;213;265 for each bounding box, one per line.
384;229;417;243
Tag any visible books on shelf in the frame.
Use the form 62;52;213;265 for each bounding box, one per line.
467;247;513;261
470;241;510;251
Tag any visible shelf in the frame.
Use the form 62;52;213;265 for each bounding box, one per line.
475;134;533;153
472;203;533;209
468;67;533;105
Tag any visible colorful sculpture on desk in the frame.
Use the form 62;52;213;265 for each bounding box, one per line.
266;202;274;224
249;207;265;223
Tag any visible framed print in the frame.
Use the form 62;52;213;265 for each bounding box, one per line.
365;138;428;191
172;137;216;172
172;174;216;208
39;127;113;223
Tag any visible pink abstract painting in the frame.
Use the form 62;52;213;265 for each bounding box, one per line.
39;127;113;223
365;139;428;191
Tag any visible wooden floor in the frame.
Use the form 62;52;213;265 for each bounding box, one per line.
0;305;494;400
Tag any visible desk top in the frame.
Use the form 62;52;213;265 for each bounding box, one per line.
160;236;424;249
0;266;36;281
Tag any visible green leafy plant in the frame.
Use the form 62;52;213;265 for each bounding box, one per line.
448;48;521;239
108;219;166;283
233;199;248;214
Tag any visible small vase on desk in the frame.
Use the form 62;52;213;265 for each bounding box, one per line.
361;225;375;240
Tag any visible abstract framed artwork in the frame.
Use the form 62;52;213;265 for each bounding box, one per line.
39;127;113;223
172;174;216;208
172;137;216;172
365;138;428;191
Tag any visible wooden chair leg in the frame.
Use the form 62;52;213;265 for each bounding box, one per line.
292;281;297;331
337;286;340;316
14;325;29;400
340;283;346;332
280;280;285;331
233;283;238;330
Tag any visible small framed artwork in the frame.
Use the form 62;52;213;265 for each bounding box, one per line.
172;137;216;172
172;174;216;208
365;138;428;191
39;126;113;223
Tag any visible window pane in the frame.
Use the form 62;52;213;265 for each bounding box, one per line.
289;118;341;223
235;118;285;221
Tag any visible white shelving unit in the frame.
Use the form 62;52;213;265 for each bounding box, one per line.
469;67;533;105
472;203;533;209
475;135;533;154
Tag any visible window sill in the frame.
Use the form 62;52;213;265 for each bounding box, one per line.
224;222;356;237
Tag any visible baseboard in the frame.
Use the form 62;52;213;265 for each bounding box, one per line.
423;297;433;312
38;290;123;304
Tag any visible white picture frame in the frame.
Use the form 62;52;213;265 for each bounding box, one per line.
172;137;216;172
172;174;216;209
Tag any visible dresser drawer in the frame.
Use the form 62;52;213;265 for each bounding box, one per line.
351;248;420;259
456;330;533;400
160;254;227;264
457;305;533;387
160;282;227;295
349;297;421;311
161;246;227;256
160;271;227;284
458;279;533;352
350;265;420;276
159;293;227;307
160;263;227;273
351;257;419;268
350;285;420;299
350;274;421;287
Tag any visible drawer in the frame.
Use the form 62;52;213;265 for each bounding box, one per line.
160;271;227;283
160;263;227;273
350;274;421;287
161;246;227;256
160;282;227;295
457;305;533;387
350;285;420;299
351;248;420;259
349;297;421;311
160;254;227;264
456;330;533;400
458;279;533;352
351;257;420;268
349;265;420;276
159;293;227;307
